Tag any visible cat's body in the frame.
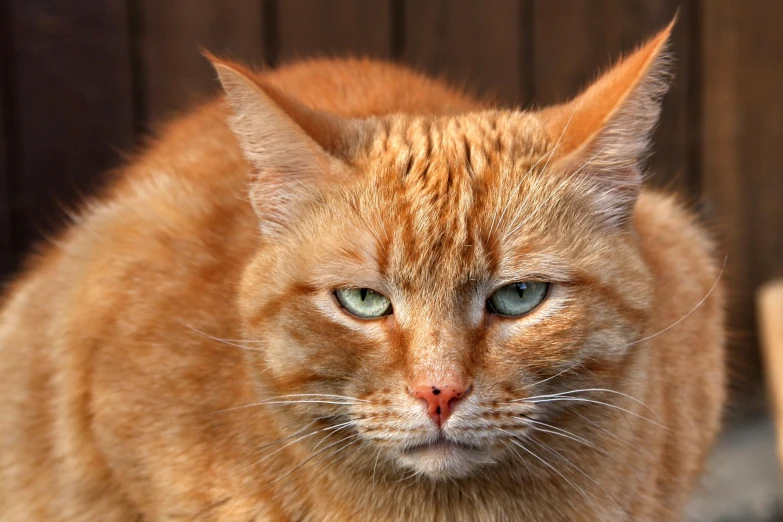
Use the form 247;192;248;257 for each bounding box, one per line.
0;25;724;522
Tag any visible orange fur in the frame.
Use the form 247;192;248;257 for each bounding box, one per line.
0;24;723;521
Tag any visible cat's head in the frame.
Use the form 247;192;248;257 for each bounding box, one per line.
214;23;671;480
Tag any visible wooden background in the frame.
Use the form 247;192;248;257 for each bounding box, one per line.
0;0;780;411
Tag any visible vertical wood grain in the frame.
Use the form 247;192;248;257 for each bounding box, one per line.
8;0;135;247
702;0;783;401
403;0;527;107
276;0;393;61
0;30;10;275
137;0;265;125
532;0;696;195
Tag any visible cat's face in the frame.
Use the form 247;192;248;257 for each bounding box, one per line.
239;111;654;479
218;25;670;480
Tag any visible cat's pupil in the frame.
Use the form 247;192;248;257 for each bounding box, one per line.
360;288;368;301
515;283;528;298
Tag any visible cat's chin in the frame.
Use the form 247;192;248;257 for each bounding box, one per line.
395;439;495;479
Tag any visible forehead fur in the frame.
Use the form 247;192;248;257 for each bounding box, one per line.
318;110;603;288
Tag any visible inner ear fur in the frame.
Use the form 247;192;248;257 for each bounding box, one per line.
538;20;675;225
208;55;373;236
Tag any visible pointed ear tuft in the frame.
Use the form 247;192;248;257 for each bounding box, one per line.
539;19;675;226
207;56;370;236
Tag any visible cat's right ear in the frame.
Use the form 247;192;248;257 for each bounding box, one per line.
537;21;674;227
209;56;371;236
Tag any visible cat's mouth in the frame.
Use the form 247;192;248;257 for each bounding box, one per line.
402;438;481;455
396;436;494;479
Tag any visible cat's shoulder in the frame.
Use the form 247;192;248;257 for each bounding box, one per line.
635;190;713;247
635;189;722;285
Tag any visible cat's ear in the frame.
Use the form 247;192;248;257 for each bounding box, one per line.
538;20;674;226
208;55;370;236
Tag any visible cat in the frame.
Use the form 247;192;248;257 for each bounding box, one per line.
0;20;724;521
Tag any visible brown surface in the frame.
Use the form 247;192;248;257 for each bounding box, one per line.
532;0;697;195
138;0;266;125
403;0;526;107
277;0;393;62
7;0;135;246
0;5;10;274
702;0;783;401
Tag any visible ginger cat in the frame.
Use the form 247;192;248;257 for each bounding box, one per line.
0;22;724;521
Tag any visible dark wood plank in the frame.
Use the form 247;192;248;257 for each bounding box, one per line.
138;0;265;123
0;41;11;275
276;0;393;61
8;0;135;247
403;0;525;107
532;0;695;195
702;0;783;404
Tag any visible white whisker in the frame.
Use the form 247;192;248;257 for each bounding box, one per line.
527;437;628;517
497;428;597;512
260;393;367;402
520;417;602;452
213;399;361;414
516;362;583;392
518;388;661;421
627;255;727;346
243;421;355;472
502;145;608;242
513;397;669;430
259;432;362;489
371;447;383;489
175;320;266;351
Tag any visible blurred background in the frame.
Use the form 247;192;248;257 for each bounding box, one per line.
0;1;781;520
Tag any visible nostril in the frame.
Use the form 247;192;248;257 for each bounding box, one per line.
408;381;472;427
447;384;471;409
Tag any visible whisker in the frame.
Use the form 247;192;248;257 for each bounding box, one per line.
245;420;318;456
210;393;366;415
488;104;578;243
242;421;355;472
310;421;357;452
501;439;535;481
449;477;477;506
627;255;727;346
214;399;362;414
260;400;362;405
371;447;383;489
514;362;583;392
519;418;603;452
527;437;628;518
518;388;661;421
569;409;655;460
502;145;608;242
489;145;559;240
175;320;265;352
497;428;597;512
259;432;362;489
394;468;422;484
258;393;367;402
512;397;669;430
292;438;363;492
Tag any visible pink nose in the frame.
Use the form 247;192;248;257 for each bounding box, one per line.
410;381;470;427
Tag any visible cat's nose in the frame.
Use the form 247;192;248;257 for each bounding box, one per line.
409;380;471;427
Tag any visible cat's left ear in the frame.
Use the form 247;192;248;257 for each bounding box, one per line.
208;55;373;237
538;20;674;226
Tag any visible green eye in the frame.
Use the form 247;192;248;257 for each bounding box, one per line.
335;288;392;319
488;282;549;317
